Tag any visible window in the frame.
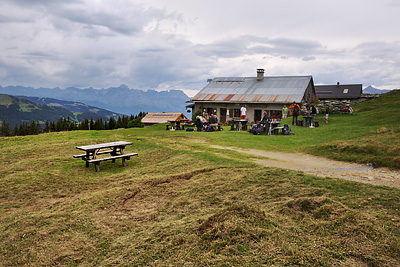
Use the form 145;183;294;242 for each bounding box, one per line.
254;110;262;122
343;89;349;94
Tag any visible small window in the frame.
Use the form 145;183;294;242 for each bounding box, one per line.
343;89;349;94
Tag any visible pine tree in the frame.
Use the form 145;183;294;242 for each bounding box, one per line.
1;120;11;137
43;121;50;133
12;124;19;136
108;117;116;129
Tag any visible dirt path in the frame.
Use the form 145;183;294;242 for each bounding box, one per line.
211;145;400;189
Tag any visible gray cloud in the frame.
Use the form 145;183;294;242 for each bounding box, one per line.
0;0;399;94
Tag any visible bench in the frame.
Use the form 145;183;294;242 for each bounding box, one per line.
87;153;138;172
272;127;284;135
73;149;121;159
209;123;220;131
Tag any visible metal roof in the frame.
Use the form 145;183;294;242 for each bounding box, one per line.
190;75;313;103
315;84;362;99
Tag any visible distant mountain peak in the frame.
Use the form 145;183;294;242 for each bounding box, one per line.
363;85;391;94
118;84;129;89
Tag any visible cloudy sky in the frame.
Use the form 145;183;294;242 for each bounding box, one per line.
0;0;399;96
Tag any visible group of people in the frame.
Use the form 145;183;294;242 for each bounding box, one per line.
197;101;330;132
196;113;219;131
283;101;330;125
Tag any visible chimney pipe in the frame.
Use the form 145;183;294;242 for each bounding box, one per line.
257;69;265;81
337;82;340;87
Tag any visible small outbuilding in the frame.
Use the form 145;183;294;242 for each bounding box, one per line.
141;112;189;127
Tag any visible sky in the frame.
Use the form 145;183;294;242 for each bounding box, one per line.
0;0;399;97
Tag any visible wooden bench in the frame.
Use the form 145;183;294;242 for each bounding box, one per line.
87;153;138;172
73;149;121;159
272;127;284;135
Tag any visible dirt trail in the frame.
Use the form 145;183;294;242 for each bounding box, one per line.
211;145;400;189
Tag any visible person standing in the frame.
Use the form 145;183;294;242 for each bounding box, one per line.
325;104;330;124
240;105;247;119
282;105;288;118
311;104;317;127
290;101;300;125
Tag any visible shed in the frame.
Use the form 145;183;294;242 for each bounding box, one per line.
141;112;189;126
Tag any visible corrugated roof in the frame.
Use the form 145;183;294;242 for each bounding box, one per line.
190;76;313;103
142;113;189;124
315;84;362;99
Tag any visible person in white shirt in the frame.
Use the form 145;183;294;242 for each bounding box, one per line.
240;105;247;119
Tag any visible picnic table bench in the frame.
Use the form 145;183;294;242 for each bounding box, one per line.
74;141;137;172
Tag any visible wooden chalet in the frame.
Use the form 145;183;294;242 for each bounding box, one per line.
187;69;315;123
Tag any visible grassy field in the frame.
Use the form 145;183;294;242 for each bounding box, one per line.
1;91;400;266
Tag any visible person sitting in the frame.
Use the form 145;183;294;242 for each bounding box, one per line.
196;116;207;131
208;114;218;131
261;111;270;124
255;111;270;134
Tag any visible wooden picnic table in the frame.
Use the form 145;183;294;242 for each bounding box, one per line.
266;120;282;135
234;119;248;131
74;141;137;172
303;115;312;127
166;120;189;130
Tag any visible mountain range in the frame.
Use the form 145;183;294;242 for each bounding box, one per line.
16;96;122;119
0;94;73;127
0;94;127;127
363;85;392;94
0;84;190;115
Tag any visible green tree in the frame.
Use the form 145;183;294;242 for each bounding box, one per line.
43;120;50;133
127;117;144;128
192;110;202;123
12;124;18;136
1;120;11;137
29;120;39;135
108;117;116;129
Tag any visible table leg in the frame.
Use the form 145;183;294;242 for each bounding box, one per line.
85;151;90;167
120;146;127;167
112;147;117;163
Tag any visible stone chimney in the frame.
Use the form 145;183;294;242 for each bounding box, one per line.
257;69;265;81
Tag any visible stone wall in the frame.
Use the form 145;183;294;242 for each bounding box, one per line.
304;94;379;114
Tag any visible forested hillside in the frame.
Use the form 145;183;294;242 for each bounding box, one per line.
0;94;73;127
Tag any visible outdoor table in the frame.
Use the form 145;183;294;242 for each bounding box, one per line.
168;120;182;130
303;115;312;127
74;141;137;172
234;119;248;131
266;121;281;135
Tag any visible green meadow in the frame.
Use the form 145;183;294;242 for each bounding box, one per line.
1;91;400;266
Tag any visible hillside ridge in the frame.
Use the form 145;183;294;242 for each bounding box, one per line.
0;84;190;115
